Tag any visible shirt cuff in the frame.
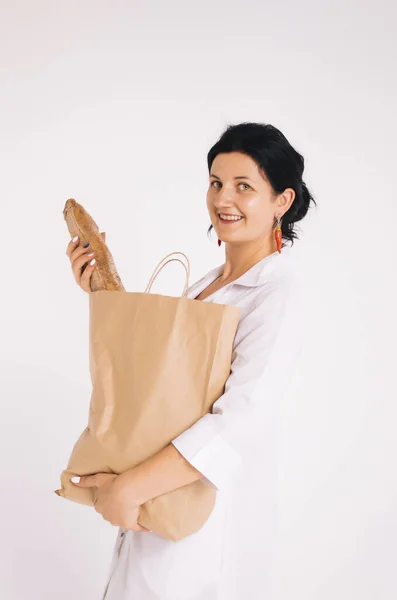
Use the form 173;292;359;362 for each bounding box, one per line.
171;428;243;491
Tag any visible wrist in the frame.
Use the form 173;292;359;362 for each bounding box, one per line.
116;469;147;506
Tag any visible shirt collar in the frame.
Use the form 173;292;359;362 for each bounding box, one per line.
187;245;292;296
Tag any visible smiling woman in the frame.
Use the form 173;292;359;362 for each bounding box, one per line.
206;122;316;261
84;121;317;600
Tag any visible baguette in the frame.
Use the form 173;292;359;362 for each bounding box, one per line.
63;198;125;292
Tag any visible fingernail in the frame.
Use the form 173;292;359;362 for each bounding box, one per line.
89;258;96;265
87;252;94;257
83;242;90;248
71;476;80;483
72;236;79;242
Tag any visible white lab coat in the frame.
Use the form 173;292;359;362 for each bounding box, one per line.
102;245;304;600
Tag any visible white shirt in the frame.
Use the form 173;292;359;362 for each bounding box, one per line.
102;245;304;600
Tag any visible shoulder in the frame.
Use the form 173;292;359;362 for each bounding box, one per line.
242;249;302;313
236;256;304;347
256;259;302;311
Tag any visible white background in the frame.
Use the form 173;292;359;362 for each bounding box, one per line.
1;1;396;599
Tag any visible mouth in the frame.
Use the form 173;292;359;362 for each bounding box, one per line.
217;213;245;225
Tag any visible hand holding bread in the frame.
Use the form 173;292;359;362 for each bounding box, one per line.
66;234;103;293
63;198;124;293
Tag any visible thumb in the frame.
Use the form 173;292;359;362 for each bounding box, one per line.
71;475;97;488
100;231;106;243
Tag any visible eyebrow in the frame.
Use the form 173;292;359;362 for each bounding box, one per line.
209;173;255;182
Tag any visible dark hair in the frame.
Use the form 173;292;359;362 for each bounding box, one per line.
206;122;317;246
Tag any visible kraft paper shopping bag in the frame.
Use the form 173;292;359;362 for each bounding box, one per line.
56;252;240;541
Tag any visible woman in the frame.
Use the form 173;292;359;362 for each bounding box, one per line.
66;122;316;599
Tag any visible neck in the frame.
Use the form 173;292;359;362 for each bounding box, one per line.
219;235;278;282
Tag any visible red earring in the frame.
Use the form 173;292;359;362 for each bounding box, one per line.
218;238;222;247
274;215;282;253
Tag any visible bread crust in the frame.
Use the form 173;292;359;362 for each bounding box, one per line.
63;198;125;292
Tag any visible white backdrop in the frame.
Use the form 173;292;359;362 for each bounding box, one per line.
1;1;396;599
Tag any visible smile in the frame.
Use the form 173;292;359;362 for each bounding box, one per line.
218;214;244;222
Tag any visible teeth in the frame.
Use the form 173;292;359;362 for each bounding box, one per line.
219;213;243;221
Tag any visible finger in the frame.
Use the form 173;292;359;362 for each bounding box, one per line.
66;236;80;258
78;254;96;277
83;473;114;487
71;252;95;284
80;260;97;292
71;475;98;488
69;241;93;264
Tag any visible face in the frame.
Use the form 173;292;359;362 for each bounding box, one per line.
207;151;295;245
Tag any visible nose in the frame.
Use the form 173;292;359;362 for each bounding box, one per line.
213;186;236;210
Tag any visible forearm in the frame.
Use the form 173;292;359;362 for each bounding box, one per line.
117;443;204;505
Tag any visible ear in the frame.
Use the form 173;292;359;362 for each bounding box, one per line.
100;231;106;243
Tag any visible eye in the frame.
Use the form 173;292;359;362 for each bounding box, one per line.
210;181;251;190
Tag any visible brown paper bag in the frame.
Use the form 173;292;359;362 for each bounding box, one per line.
55;252;240;541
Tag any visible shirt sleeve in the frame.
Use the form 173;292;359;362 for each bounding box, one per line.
171;274;304;491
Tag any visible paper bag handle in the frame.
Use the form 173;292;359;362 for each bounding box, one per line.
144;251;191;297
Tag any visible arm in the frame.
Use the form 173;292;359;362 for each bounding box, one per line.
116;442;204;506
118;274;304;502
